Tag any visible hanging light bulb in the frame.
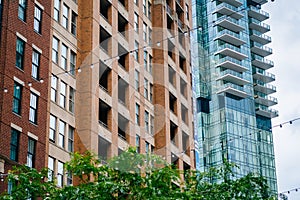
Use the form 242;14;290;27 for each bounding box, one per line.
4;88;8;93
77;68;82;73
90;64;94;69
40;79;44;83
28;82;32;87
156;41;161;47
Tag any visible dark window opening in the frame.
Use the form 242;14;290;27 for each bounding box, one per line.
118;114;129;142
169;92;177;114
196;97;210;114
179;54;186;73
182;131;189;154
98;136;111;163
99;99;111;129
168;39;175;61
100;27;111;54
170;121;178;146
118;13;128;39
100;0;112;23
180;78;187;98
169;65;176;86
118;44;129;70
99;61;111;94
118;77;129;105
181;104;188;124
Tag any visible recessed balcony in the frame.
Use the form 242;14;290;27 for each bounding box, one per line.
215;43;248;61
250;30;271;45
248;6;269;21
213;3;243;19
255;104;278;118
253;80;276;94
254;92;278;106
217;69;249;85
215;29;246;46
251;54;274;70
249;18;270;33
217;83;248;99
214;16;245;32
253;68;275;83
251;41;272;57
215;57;248;73
217;0;243;7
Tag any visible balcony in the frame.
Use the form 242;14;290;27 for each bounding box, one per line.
250;0;268;5
215;29;246;46
217;69;249;85
251;54;274;70
215;43;248;61
249;18;270;33
255;104;278;118
254;92;278;106
248;6;269;21
253;80;276;94
214;16;244;32
213;3;243;19
251;41;272;57
215;57;248;73
250;30;271;45
253;68;275;83
217;0;243;7
217;83;248;99
166;4;173;18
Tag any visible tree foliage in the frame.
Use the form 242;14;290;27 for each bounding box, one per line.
0;147;276;199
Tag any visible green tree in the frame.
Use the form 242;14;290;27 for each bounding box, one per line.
0;148;276;200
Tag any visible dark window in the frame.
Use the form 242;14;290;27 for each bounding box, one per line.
32;50;40;79
68;126;74;152
98;136;111;161
10;129;20;161
18;0;27;21
196;97;210;114
13;82;22;114
71;11;77;36
27;138;36;168
16;38;25;69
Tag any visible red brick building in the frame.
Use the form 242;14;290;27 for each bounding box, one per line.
0;0;51;192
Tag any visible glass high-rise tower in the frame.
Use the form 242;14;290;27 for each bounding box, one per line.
191;0;277;194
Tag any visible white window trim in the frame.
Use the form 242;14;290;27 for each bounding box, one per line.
34;0;44;10
13;76;25;86
30;87;40;96
16;32;27;42
32;44;42;54
28;132;39;141
11;123;22;132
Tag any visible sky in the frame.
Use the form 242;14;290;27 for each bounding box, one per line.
264;0;300;199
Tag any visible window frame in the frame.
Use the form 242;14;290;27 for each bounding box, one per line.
145;110;149;132
18;0;27;21
58;120;66;148
54;0;60;22
68;126;74;152
135;103;140;125
12;82;23;115
31;50;40;79
16;37;25;70
52;37;59;63
49;114;56;142
29;92;38;124
71;11;77;36
61;43;68;70
10;129;20;161
59;81;67;108
62;3;69;29
34;5;42;33
27;138;36;168
51;75;58;102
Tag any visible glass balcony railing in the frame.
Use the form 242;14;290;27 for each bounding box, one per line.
254;80;276;91
217;29;247;42
255;92;278;103
222;83;245;92
216;15;244;27
217;56;242;66
252;54;274;66
217;43;247;55
215;2;239;13
255;104;278;116
220;69;243;79
253;68;275;80
249;6;270;18
250;30;271;41
249;18;270;30
251;41;272;53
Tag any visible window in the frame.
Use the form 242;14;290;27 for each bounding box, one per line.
34;5;42;33
61;43;68;70
62;4;69;29
48;157;54;181
67;172;72;186
145;141;149;154
150;115;154;135
134;12;139;32
148;27;152;45
59;81;66;108
135;103;140;125
29;92;38;124
71;11;77;36
51;75;58;102
148;1;151;19
52;37;59;63
143;23;147;41
16;38;25;69
150;83;153;103
54;0;60;22
185;4;189;20
13;82;22;115
144;51;148;71
18;0;27;21
69;87;75;113
134;41;139;61
10;129;20;161
27;138;36;168
134;70;139;91
70;51;76;75
149;55;152;74
58;120;66;148
57;161;64;187
68;126;74;152
143;0;146;14
32;50;40;79
136;135;140;153
145;111;149;132
134;0;138;6
49;115;56;142
144;78;148;99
